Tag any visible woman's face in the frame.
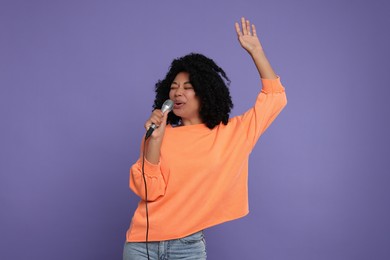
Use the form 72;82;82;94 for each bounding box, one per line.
169;72;202;125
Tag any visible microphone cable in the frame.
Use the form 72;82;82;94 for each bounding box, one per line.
140;100;172;260
141;136;150;260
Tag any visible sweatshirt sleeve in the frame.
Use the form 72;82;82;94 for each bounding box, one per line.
129;141;167;201
239;76;287;149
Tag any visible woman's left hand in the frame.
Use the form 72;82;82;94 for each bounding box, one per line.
235;17;263;55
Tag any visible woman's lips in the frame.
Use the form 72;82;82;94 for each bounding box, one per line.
174;103;184;109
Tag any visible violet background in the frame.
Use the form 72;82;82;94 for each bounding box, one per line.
1;0;390;259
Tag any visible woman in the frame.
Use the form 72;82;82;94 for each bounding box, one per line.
123;17;287;260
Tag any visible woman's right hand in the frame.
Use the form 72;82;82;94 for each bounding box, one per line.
144;109;169;140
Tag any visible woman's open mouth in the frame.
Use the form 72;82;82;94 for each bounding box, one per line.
174;102;184;109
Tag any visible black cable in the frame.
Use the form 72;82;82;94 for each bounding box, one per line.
141;136;150;260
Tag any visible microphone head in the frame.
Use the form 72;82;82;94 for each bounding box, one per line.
161;99;174;113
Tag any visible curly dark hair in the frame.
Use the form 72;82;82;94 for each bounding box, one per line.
153;53;233;129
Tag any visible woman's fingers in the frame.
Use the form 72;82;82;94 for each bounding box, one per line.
235;22;242;37
144;110;164;130
252;24;257;37
246;20;252;36
159;110;169;129
241;17;247;35
237;17;255;36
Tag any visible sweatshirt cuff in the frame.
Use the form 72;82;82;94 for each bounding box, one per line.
261;76;285;93
138;158;161;177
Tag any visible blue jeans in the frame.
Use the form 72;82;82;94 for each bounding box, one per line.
123;231;207;260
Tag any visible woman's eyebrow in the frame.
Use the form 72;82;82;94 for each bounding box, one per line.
171;81;191;85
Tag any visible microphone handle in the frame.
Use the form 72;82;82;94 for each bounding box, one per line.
145;124;157;140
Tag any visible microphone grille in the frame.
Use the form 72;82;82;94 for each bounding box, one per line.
161;99;174;113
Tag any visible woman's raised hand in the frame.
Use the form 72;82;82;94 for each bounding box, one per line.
235;17;277;79
235;17;263;55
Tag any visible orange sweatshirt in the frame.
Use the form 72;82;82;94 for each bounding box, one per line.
126;77;287;242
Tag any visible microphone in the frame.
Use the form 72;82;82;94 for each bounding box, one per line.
145;99;174;140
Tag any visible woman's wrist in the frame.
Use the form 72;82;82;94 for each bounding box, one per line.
145;142;162;165
249;46;264;57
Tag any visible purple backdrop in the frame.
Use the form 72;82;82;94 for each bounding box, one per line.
1;0;390;259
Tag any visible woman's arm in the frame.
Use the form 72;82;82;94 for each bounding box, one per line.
235;17;277;79
129;109;170;201
234;17;287;148
143;109;169;164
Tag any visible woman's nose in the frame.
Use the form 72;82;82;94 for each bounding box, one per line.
174;87;183;96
